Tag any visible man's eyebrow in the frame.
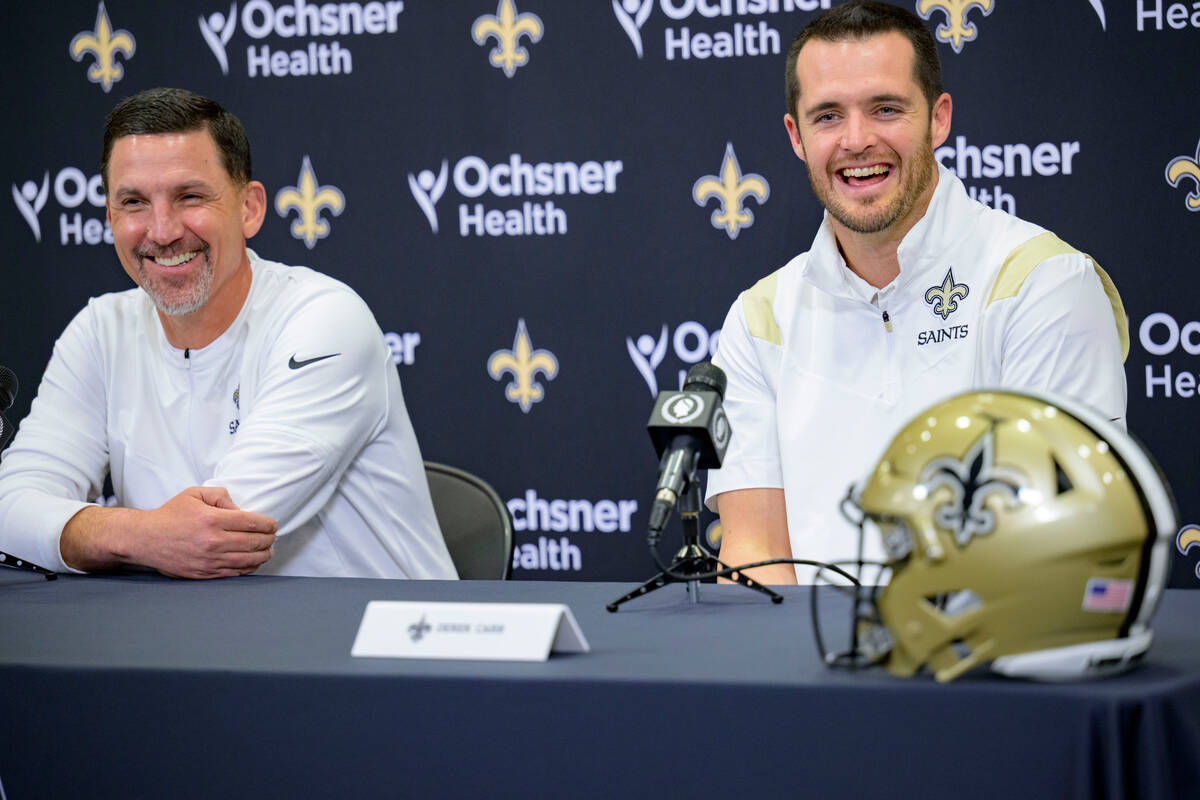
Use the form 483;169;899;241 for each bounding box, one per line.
802;93;914;118
803;100;842;118
112;180;214;198
866;93;912;106
173;180;215;193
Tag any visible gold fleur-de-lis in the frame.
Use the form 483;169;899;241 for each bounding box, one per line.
917;0;994;54
1178;525;1200;581
692;143;770;240
472;0;544;77
69;2;136;93
925;268;970;320
487;319;559;413
274;156;346;249
1166;140;1200;212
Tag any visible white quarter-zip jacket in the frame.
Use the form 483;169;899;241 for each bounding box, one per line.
705;166;1128;577
0;252;457;579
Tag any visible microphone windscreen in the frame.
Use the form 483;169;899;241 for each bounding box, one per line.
682;362;726;400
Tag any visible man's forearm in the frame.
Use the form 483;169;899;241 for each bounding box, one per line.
60;505;141;572
718;536;799;585
59;487;277;578
714;488;797;585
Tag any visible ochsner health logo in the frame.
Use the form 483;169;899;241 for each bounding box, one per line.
11;167;111;246
613;0;831;61
627;321;720;397
12;174;50;243
407;153;624;237
199;1;407;78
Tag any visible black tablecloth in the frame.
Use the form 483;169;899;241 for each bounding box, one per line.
1;572;1197;799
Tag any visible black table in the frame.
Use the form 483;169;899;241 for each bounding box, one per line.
1;571;1198;799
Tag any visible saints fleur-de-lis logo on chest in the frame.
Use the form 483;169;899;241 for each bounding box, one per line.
925;268;969;320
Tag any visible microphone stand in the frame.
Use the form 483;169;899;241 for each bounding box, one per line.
606;476;782;611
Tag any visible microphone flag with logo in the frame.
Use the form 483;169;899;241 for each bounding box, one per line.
646;362;731;535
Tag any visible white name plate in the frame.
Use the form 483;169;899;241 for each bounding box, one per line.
350;600;590;662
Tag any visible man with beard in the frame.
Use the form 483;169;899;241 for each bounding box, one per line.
705;2;1127;584
0;88;456;580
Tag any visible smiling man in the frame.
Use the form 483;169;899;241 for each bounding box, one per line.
705;2;1128;584
0;88;456;580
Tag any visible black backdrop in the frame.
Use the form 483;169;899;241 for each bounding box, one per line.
3;1;1198;584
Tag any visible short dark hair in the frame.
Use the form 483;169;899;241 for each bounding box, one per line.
785;1;943;119
102;87;252;190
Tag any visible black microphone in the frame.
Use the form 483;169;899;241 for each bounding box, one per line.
645;362;731;536
0;365;18;452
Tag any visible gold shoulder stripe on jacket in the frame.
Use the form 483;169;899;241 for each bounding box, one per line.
985;231;1130;361
743;269;781;345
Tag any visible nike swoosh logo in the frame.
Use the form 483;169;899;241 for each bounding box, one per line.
288;353;340;370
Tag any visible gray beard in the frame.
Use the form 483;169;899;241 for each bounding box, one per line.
137;251;214;316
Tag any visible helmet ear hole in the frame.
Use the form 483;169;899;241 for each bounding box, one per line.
1054;457;1074;495
949;639;972;660
923;589;981;618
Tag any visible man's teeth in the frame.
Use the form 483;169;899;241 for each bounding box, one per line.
152;252;196;267
842;165;889;178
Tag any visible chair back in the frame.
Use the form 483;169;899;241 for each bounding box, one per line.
424;461;513;580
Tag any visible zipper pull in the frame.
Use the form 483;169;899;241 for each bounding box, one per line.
184;348;191;369
882;310;893;333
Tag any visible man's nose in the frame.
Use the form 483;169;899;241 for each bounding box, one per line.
840;112;877;153
147;203;183;245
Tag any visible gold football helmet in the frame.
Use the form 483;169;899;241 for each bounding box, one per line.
834;389;1176;682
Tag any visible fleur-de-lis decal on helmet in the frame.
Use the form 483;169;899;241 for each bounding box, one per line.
69;2;136;93
693;142;770;240
274;156;346;249
917;0;994;54
924;268;969;320
472;0;544;78
1166;139;1200;212
1178;525;1200;581
488;319;559;413
920;428;1024;547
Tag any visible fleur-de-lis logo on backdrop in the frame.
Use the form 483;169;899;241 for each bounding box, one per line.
69;2;136;92
924;268;969;320
487;319;559;413
1178;525;1200;581
920;428;1024;547
917;0;993;54
274;156;346;249
1166;140;1200;212
472;0;544;78
692;143;770;240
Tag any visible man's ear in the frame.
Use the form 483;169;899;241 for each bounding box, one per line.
930;92;953;150
784;113;807;163
241;180;267;239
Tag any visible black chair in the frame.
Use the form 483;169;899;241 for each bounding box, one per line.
424;461;513;580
